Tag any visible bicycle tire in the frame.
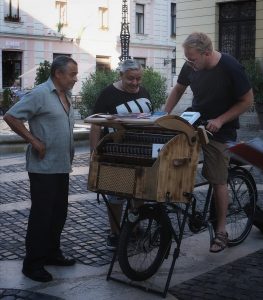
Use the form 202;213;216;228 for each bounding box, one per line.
118;204;172;281
210;168;257;246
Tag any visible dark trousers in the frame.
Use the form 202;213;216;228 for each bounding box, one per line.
23;173;69;270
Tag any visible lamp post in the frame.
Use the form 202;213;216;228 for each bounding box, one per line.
120;0;131;61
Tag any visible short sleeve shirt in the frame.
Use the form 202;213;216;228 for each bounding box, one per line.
93;84;152;135
177;53;251;142
6;78;75;173
93;84;152;115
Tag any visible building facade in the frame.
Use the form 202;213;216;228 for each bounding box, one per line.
174;0;263;113
0;0;177;94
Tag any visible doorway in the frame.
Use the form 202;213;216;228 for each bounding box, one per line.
2;51;22;88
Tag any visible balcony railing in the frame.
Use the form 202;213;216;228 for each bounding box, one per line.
4;14;21;22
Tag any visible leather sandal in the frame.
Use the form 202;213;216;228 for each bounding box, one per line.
210;231;228;253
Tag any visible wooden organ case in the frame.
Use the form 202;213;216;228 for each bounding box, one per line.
87;115;203;203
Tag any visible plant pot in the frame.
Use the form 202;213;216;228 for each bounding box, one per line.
255;102;263;130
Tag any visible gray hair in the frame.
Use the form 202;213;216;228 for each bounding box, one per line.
183;32;213;53
50;55;77;78
119;59;142;73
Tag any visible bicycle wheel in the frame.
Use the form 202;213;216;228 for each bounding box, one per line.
226;168;256;246
118;204;172;281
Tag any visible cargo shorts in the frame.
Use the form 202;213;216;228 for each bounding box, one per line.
202;139;230;185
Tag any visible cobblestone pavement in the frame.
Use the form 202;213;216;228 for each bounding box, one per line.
169;128;263;300
0;153;114;267
170;249;263;300
0;288;63;299
0;127;263;300
1;151;261;267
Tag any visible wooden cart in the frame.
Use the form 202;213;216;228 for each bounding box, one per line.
87;114;206;203
85;113;208;297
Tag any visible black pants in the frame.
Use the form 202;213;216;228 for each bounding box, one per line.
23;173;69;270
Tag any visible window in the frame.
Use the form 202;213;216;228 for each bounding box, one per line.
219;1;255;61
2;51;22;88
55;0;68;31
4;0;20;22
136;4;144;34
96;56;111;71
134;57;146;68
171;3;176;37
99;6;109;30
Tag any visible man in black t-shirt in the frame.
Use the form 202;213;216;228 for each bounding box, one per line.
165;32;253;253
90;59;152;250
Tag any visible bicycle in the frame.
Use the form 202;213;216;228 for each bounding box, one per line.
87;113;258;297
108;156;257;297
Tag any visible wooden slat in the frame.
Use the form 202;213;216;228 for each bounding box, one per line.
156;133;200;202
87;117;202;203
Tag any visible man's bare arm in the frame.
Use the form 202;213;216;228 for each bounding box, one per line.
3;113;46;159
164;83;187;114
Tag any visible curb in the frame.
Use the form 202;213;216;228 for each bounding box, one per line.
0;128;90;144
0;129;90;155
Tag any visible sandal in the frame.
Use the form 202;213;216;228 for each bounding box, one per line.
210;231;228;253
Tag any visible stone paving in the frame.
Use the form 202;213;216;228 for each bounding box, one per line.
170;249;263;300
0;120;263;299
0;288;63;299
0;153;115;267
169;128;263;300
1;151;261;267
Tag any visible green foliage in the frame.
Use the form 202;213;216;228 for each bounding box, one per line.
2;88;13;111
79;70;119;118
34;60;51;86
243;59;263;104
141;67;167;111
79;67;168;118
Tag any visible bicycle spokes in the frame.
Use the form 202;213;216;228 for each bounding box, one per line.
226;169;256;246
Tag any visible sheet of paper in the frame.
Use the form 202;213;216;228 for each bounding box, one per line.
152;143;164;158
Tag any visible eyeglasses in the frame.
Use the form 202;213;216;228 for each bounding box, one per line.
183;58;195;67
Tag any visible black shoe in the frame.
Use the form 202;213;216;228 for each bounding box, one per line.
22;267;53;282
45;255;76;266
106;233;119;251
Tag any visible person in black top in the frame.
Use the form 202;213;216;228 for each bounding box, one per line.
165;32;253;252
90;59;152;249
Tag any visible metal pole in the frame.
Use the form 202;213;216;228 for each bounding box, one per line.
120;0;131;61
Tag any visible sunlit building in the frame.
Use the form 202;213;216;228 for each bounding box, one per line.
1;0;262;119
0;0;176;94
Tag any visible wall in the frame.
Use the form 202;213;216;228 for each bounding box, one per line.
0;0;176;96
173;0;263;117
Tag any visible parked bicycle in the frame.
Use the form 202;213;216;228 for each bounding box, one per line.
112;156;257;297
86;112;258;297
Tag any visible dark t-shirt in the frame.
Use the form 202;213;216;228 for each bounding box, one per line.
93;84;152;114
93;84;152;135
177;53;251;142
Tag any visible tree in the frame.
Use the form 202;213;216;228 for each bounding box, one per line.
79;67;167;118
79;70;119;118
141;67;167;111
34;60;51;86
242;59;263;104
2;88;13;113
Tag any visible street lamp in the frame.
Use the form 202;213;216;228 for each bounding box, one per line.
120;0;131;61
